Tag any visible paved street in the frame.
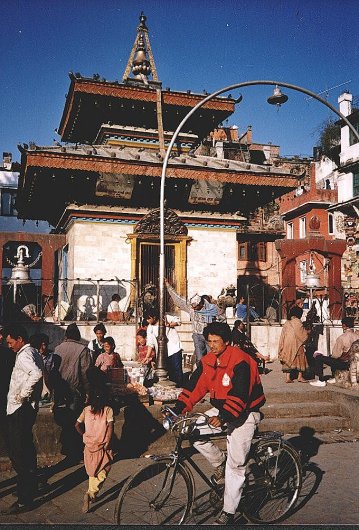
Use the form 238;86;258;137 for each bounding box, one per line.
0;361;358;525
0;440;358;525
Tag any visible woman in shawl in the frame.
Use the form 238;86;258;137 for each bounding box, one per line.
278;305;309;383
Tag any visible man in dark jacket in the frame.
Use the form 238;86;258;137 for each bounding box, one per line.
172;321;265;525
0;327;15;427
53;323;92;461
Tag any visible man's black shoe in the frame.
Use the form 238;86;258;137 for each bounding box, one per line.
214;510;235;525
0;501;33;515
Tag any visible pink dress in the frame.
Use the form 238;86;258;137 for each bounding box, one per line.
95;352;123;372
77;405;114;478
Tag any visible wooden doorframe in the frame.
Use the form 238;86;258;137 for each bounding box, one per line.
127;233;191;308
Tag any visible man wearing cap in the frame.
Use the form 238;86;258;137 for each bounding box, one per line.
165;280;219;363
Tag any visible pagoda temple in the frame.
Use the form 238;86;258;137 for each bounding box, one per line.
16;13;302;320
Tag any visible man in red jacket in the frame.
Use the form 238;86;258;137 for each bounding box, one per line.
172;321;265;525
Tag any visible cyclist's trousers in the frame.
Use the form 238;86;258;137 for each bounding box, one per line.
193;408;261;514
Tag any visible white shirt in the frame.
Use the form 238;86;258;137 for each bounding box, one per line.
88;338;103;352
147;315;182;357
7;343;44;415
107;301;120;313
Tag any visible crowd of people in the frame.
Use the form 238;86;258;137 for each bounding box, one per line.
0;286;358;521
277;297;359;386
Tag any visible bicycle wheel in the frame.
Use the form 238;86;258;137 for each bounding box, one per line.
241;439;302;524
114;458;193;525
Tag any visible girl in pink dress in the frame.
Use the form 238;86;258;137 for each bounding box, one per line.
76;382;114;513
95;337;123;372
136;329;155;367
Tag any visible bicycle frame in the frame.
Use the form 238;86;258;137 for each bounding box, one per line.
148;422;224;511
115;409;303;526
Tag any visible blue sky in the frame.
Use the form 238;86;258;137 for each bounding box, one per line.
1;0;358;162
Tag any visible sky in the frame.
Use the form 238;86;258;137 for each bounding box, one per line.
1;0;358;163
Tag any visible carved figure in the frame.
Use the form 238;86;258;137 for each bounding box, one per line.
139;282;158;319
217;284;237;314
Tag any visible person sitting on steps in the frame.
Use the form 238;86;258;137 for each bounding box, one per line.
310;316;358;387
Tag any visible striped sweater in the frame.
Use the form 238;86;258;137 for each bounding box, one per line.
175;345;265;427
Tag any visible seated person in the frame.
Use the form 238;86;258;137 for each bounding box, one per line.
107;294;122;321
95;337;123;372
310;317;358;387
136;329;155;367
235;296;260;321
231;320;269;363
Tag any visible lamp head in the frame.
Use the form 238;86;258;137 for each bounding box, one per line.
267;85;288;106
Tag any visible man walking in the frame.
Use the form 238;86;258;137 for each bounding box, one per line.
170;321;265;525
1;325;43;514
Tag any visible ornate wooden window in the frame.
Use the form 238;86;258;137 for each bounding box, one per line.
238;241;267;262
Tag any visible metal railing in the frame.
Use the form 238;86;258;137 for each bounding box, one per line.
0;277;137;324
1;277;358;325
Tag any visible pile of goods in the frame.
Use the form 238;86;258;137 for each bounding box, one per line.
148;385;183;402
107;362;183;402
107;362;148;398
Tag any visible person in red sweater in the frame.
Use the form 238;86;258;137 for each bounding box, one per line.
171;321;265;525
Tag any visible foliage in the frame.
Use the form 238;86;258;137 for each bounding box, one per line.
316;118;341;165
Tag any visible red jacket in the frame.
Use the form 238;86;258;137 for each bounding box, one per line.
176;345;265;426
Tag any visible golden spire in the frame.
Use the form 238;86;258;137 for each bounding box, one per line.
122;12;159;84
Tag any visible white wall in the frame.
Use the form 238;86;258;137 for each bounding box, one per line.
337;172;353;203
186;226;237;299
314;157;337;185
65;221;133;314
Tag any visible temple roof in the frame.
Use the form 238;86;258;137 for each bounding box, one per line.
17;143;301;226
20;143;300;182
57;76;235;144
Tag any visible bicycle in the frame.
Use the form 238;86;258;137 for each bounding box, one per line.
114;406;303;525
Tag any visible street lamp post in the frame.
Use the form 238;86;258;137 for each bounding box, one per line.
156;79;359;381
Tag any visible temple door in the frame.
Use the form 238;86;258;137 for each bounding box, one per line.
140;242;176;311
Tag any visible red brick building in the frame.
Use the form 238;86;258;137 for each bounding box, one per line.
277;163;346;318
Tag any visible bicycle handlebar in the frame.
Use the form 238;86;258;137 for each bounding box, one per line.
161;405;211;435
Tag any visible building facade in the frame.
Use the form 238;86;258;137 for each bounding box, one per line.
14;14;304;327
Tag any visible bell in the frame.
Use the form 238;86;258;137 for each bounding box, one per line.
8;244;32;286
8;264;32;285
267;85;288;106
8;245;33;305
305;270;320;289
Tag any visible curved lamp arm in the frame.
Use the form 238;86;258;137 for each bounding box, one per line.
156;79;359;381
